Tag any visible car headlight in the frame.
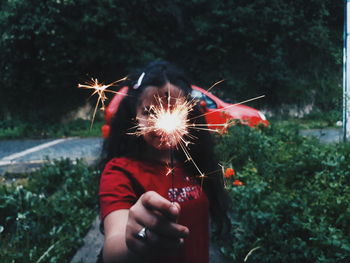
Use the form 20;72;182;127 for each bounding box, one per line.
258;111;267;121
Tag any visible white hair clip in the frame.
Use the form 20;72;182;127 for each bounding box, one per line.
133;72;145;89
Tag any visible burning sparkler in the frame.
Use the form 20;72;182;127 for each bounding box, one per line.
78;77;128;128
130;87;202;201
79;77;265;198
134;86;266;197
133;94;195;148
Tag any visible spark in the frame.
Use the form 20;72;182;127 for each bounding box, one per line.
130;88;206;194
165;167;174;176
207;79;225;93
190;95;266;121
133;94;196;148
219;164;228;189
80;76;265;196
78;77;128;129
131;88;266;194
244;246;261;262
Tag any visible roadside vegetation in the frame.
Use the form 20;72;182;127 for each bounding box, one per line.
216;124;350;262
271;109;342;130
0;118;103;140
0;159;99;263
1;123;350;262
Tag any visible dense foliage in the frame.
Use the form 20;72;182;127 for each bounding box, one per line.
1;124;350;261
215;124;350;262
0;159;99;262
0;118;103;139
0;0;343;123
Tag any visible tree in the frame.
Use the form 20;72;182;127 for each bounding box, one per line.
0;0;343;122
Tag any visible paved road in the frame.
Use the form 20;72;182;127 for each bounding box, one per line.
0;128;342;174
0;128;342;175
0;137;103;175
300;128;342;144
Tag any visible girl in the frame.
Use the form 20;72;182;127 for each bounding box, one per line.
99;61;230;263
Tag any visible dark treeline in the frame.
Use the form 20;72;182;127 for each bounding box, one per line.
0;0;343;123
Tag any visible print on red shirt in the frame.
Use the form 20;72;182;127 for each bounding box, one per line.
168;186;201;202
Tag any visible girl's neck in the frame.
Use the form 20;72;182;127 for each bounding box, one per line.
142;146;173;163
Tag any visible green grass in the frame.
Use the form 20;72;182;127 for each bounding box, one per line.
271;118;335;129
269;109;342;129
0;118;103;140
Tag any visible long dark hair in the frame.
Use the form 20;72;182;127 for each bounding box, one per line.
100;61;230;236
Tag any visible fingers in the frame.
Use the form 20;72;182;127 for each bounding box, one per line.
130;194;189;239
138;191;189;238
141;191;180;220
126;225;184;257
126;217;184;254
126;191;190;256
145;228;185;249
132;205;189;238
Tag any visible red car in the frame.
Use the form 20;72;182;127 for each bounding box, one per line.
101;85;268;138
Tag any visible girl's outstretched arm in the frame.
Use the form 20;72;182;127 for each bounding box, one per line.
102;191;189;263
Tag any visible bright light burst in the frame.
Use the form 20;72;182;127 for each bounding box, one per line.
131;87;266;186
134;95;195;148
131;90;208;195
78;77;127;128
80;78;265;192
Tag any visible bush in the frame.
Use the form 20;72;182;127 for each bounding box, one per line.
0;118;103;139
216;124;350;262
0;159;100;263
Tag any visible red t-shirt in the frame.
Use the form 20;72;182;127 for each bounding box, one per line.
99;157;209;263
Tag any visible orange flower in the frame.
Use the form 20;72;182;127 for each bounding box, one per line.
224;168;235;178
233;179;244;186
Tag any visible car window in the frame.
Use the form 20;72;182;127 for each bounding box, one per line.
203;95;216;109
191;89;203;99
191;89;217;109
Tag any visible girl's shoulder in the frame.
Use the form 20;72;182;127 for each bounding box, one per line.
102;157;141;180
104;156;172;178
104;156;158;175
106;156;169;170
105;156;138;169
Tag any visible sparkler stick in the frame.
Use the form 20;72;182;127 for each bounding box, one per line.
167;83;176;197
170;149;175;203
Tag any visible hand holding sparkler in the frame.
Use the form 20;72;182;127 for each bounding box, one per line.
125;191;189;255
